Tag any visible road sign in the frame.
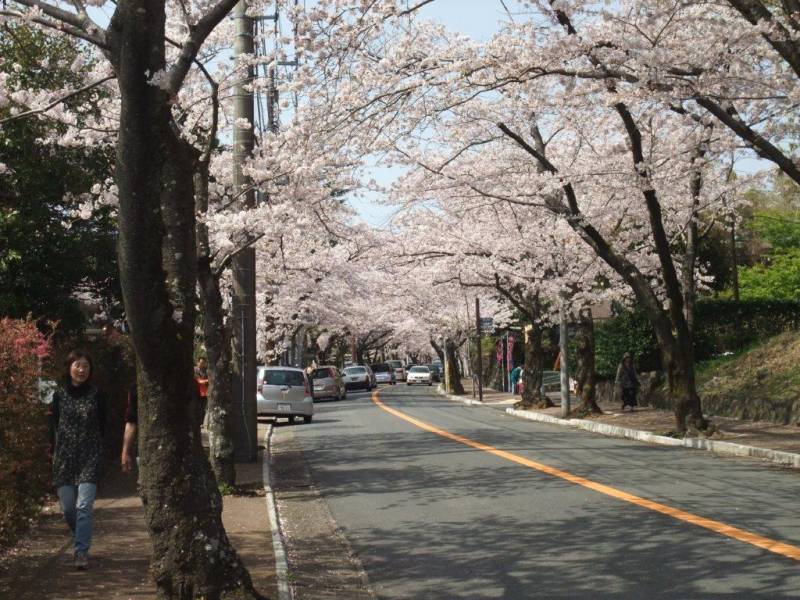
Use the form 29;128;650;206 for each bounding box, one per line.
480;317;494;334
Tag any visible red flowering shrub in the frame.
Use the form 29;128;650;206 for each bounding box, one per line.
0;318;51;549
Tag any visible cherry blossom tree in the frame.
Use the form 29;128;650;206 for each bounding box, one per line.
0;1;273;596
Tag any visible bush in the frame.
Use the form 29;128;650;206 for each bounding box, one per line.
0;318;52;549
694;299;800;359
737;249;800;301
595;299;800;377
595;309;661;379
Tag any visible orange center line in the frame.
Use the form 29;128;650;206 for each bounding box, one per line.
372;391;800;562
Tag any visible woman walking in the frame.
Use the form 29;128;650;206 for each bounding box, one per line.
615;352;640;412
48;350;106;570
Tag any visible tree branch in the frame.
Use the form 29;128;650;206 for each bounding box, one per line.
0;75;116;126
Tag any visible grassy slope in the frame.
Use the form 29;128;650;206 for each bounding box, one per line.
697;330;800;425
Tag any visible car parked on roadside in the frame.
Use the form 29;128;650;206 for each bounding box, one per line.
343;365;376;390
406;365;433;386
386;359;406;382
258;366;314;423
310;366;346;401
369;363;396;385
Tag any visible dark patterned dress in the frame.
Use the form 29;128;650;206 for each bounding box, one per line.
48;383;107;487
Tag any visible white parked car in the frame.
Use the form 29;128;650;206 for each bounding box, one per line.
406;365;432;386
258;366;314;423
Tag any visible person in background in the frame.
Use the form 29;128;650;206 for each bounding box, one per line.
48;350;106;570
121;382;137;473
615;352;640;412
194;358;209;426
510;365;523;395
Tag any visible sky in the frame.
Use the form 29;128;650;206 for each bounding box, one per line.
347;1;528;227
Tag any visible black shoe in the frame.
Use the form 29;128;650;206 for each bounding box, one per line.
74;552;88;570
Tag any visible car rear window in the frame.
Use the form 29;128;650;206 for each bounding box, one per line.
263;370;306;386
409;366;429;373
387;361;402;368
370;364;390;372
344;367;366;374
312;368;333;379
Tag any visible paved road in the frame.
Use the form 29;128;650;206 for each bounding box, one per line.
288;384;800;599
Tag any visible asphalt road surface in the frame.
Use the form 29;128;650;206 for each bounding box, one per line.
287;384;800;599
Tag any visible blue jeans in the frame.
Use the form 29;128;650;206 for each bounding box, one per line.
57;483;97;555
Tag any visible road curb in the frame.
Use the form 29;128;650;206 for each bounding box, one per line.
436;386;800;469
263;423;292;600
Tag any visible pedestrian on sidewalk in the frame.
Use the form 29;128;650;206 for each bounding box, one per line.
48;350;107;570
510;365;522;394
615;352;639;412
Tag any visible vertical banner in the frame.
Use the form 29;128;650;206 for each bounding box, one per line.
507;334;515;372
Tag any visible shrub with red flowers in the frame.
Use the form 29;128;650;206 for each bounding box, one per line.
0;318;51;549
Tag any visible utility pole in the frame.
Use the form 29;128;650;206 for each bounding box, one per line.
231;0;258;462
559;300;571;418
475;298;483;402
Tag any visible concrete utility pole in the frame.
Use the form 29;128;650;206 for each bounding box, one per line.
475;298;483;402
231;0;258;462
559;301;571;418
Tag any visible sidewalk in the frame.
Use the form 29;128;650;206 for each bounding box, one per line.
0;423;279;600
444;378;800;467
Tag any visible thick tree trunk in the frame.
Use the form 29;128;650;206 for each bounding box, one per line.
109;3;262;597
430;338;445;364
444;338;465;394
517;322;553;409
574;308;600;415
195;170;236;488
660;328;707;433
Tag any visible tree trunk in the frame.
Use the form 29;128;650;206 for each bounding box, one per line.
109;3;262;597
444;338;465;394
574;308;600;415
518;322;553;409
195;169;236;488
430;338;445;364
660;327;707;433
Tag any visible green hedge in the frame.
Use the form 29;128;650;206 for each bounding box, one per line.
693;299;800;358
594;299;800;378
595;309;661;378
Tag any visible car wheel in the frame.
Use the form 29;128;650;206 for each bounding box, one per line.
407;382;411;386
303;415;313;424
428;382;432;386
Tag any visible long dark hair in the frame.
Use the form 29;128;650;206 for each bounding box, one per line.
64;349;93;385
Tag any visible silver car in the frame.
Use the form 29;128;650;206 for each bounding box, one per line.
258;366;314;423
343;365;375;390
310;366;346;401
369;363;396;385
386;359;406;382
406;365;432;386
